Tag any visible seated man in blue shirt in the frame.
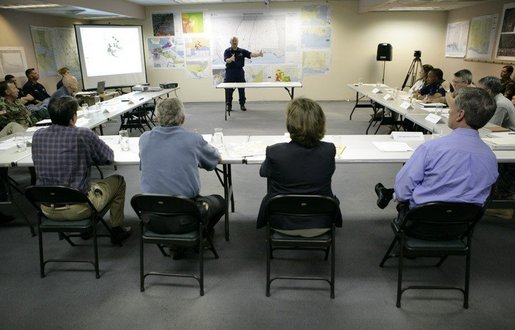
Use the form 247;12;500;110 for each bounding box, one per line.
139;98;225;244
51;74;79;100
22;68;50;103
375;87;499;226
32;96;132;245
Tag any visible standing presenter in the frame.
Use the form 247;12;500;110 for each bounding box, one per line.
224;36;263;112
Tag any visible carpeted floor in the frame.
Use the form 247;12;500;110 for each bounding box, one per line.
1;100;514;329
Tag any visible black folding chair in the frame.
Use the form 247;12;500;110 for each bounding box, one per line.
25;185;112;279
379;202;484;308
131;194;219;295
265;194;340;298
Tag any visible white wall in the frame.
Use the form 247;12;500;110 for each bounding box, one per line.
2;0;511;102
139;1;447;102
442;0;515;83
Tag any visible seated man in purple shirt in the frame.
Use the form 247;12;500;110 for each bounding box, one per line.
32;96;132;245
375;87;499;227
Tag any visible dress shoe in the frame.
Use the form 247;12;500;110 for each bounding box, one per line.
240;104;247;111
375;183;393;209
485;208;514;220
170;247;186;260
80;227;94;240
0;212;15;225
226;104;232;112
111;226;132;245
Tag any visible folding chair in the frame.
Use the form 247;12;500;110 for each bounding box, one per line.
131;194;219;295
25;185;113;278
379;202;484;308
265;194;340;298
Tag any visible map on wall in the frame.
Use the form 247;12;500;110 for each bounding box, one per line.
30;26;80;78
466;14;498;60
496;3;515;59
147;37;185;69
147;5;332;83
445;21;469;58
0;47;27;77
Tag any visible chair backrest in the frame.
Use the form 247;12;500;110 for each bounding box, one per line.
25;185;92;209
266;194;339;229
131;194;202;234
402;202;484;241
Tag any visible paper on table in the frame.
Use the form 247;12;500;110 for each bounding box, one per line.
335;144;346;156
226;141;267;158
482;137;515;150
0;137;16;150
373;141;413;152
391;131;423;141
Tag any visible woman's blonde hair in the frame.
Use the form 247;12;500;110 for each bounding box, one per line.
286;97;326;147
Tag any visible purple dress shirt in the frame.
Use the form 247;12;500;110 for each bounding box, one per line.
394;128;498;208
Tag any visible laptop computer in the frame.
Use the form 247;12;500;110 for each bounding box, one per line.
97;81;106;95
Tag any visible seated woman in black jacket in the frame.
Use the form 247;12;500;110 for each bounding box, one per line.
256;97;342;236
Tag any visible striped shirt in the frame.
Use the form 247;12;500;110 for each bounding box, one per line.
32;125;113;193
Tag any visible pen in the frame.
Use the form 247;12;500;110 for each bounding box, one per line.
139;97;144;101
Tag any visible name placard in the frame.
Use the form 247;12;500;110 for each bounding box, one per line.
383;94;394;100
372;88;382;94
425;113;441;124
400;101;412;110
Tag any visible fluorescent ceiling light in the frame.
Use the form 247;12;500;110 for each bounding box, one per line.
173;0;221;4
0;4;61;9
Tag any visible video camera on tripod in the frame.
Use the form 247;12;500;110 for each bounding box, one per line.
401;50;422;90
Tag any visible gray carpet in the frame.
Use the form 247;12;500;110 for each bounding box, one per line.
1;101;514;329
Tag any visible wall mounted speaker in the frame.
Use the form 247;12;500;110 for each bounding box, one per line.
376;43;392;61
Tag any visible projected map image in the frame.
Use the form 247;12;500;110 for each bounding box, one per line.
148;37;185;68
81;27;143;76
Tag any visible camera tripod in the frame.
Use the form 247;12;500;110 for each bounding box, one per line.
401;55;422;90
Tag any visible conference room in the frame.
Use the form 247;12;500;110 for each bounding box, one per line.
1;0;514;328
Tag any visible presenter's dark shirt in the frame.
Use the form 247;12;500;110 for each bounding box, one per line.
224;47;251;81
256;141;342;229
22;81;50;101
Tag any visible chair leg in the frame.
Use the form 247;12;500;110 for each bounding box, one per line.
199;233;204;296
38;225;45;278
436;256;448;267
380;237;398;267
266;231;271;297
464;250;471;309
93;223;100;279
330;230;335;299
396;236;405;308
140;225;145;292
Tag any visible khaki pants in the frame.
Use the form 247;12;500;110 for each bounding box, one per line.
41;175;126;227
0;122;26;138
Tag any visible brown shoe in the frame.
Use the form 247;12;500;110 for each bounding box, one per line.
485;209;514;220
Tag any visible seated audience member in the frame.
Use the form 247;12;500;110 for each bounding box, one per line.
416;68;446;103
22;68;50;103
0;81;37;130
256;97;342;236
139;98;225;241
478;76;515;220
56;67;70;90
478;76;515;131
409;64;433;94
31;96;132;245
500;65;515;101
375;88;498;227
4;74;34;105
444;69;474;105
51;74;79;99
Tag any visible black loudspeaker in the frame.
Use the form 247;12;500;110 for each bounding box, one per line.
376;43;392;61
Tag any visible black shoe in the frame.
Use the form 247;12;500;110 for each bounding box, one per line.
0;212;15;224
240;104;246;111
375;183;393;209
111;226;132;246
170;247;186;260
80;227;94;240
226;104;232;112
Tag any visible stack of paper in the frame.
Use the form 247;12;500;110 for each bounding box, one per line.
373;141;413;152
391;131;424;141
482;137;515;150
